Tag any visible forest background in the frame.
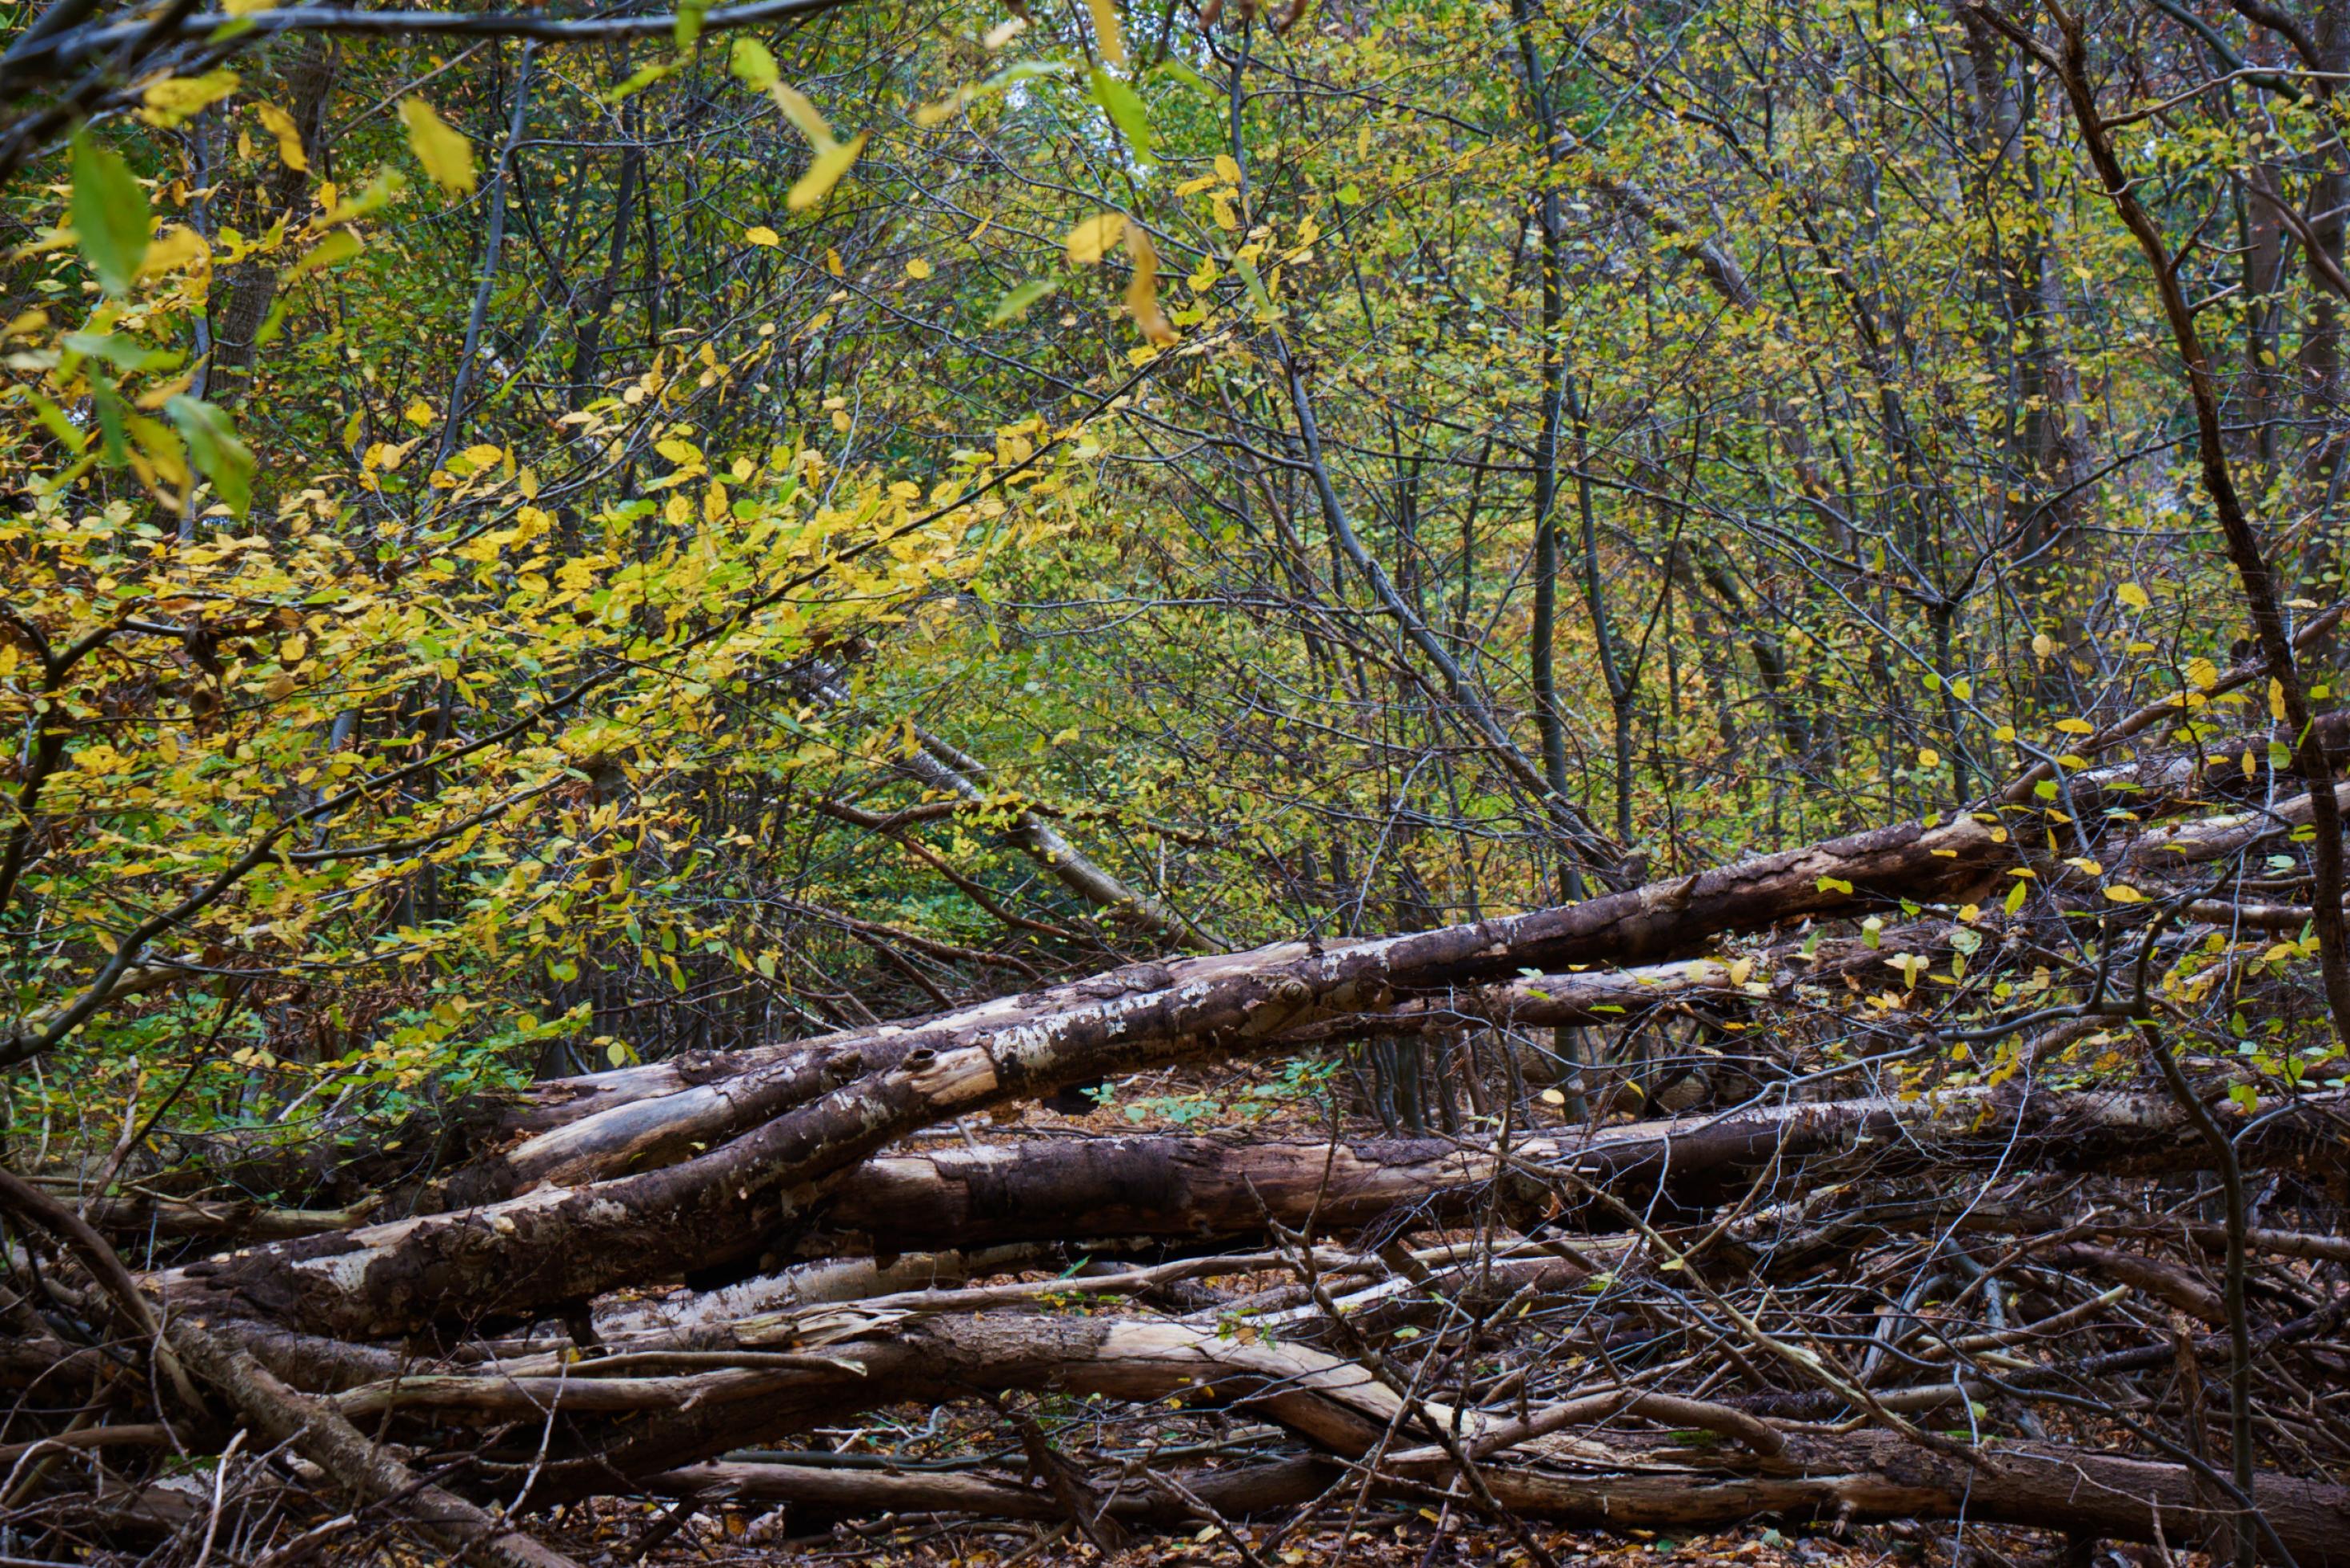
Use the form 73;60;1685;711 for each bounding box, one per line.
9;0;2350;1563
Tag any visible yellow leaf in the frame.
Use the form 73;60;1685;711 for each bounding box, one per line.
825;248;844;277
2032;632;2056;658
2187;655;2218;690
2117;582;2149;610
745;225;780;246
1067;211;1127;265
254;101;307;172
905;257;932;279
983;16;1027;48
1123;223;1177;345
787;132;864;212
1086;0;1127;65
2270;678;2288;723
768;82;836;149
1727;956;1753;986
398;98;476;194
2055;717;2093;734
1916;747;1940;768
138;225;211;279
2103;884;2147;904
1215;154;1240;183
140;70;239;127
1051;726;1080;744
1539;1088;1567;1106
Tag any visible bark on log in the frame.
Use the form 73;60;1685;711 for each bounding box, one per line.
808;1085;2350;1250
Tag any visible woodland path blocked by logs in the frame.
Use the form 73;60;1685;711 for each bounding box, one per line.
156;806;2028;1339
22;734;2350;1563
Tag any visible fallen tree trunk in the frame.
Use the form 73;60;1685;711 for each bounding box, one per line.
334;779;2348;1234
807;1085;2350;1251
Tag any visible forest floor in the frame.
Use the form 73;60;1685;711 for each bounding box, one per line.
452;1063;2164;1568
517;1501;2099;1566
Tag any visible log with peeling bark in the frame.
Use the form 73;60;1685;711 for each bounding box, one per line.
807;1085;2350;1250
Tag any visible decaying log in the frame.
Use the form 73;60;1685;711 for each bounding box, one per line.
809;1086;2350;1250
359;1310;2350;1562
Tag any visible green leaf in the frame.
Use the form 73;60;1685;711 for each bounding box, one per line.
1089;66;1155;163
62;331;176;372
987;278;1056;324
1151;55;1219;98
70;130;150;295
25;390;86;454
164;394;254;514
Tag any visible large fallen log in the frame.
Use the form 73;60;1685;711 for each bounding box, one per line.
806;1084;2350;1251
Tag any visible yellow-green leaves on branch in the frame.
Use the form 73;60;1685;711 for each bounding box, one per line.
1082;1;1151;166
70;131;149;296
732;40;864;211
138;70;238;129
1090;68;1154;163
988;278;1056;325
729;36;782;90
399;99;476;194
775;86;865;211
788;134;865;212
1065;213;1175;346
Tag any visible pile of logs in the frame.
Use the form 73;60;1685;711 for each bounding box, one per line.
7;695;2350;1564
